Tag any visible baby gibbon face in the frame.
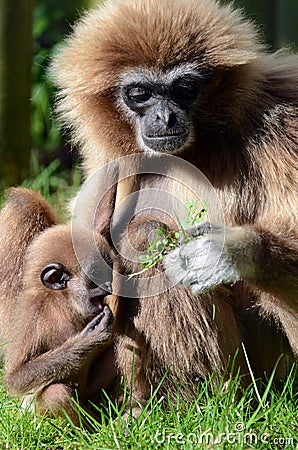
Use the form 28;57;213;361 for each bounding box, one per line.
25;225;114;324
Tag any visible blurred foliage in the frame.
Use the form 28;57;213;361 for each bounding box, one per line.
30;0;296;171
32;1;65;155
233;0;297;51
31;0;99;164
0;154;82;218
10;0;96;202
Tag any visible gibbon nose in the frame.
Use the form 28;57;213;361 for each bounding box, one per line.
155;104;177;128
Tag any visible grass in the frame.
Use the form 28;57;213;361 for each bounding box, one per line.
0;162;297;449
0;366;297;449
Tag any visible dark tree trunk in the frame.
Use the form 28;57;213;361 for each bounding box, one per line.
0;0;33;187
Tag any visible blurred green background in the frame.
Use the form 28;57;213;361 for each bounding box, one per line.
0;0;297;192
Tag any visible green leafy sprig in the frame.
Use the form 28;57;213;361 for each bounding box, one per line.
128;199;206;277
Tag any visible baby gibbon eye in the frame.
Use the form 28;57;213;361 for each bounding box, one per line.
41;263;71;290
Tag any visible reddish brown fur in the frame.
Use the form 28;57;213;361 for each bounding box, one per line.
0;188;57;342
0;188;116;424
50;0;298;404
112;219;246;403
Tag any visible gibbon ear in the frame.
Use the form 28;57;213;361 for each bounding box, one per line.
40;263;70;290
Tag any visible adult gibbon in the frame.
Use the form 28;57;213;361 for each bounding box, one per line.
50;0;298;404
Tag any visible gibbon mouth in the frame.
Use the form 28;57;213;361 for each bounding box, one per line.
89;288;110;313
146;129;188;139
90;296;105;312
142;130;189;152
87;302;114;327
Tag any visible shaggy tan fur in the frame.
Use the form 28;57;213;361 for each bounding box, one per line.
0;188;116;424
50;0;298;404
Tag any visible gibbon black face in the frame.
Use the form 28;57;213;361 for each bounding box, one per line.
119;65;205;154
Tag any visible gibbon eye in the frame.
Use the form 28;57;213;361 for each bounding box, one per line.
179;85;197;102
126;86;152;103
172;82;200;106
40;263;71;290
